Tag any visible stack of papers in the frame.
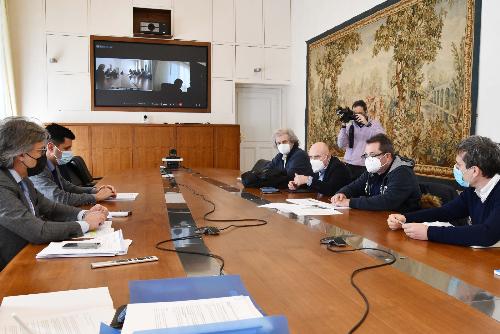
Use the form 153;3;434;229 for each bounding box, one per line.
121;296;263;334
105;193;139;201
259;198;342;216
36;230;132;258
0;287;115;334
80;221;114;238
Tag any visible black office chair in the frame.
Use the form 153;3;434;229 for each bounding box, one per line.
68;156;102;187
59;164;85;186
251;159;270;173
419;182;458;205
419;181;467;226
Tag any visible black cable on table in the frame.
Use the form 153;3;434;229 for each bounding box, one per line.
177;183;268;229
326;245;396;334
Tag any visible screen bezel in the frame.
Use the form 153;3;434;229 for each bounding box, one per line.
90;35;211;113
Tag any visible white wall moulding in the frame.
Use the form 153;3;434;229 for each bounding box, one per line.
46;35;89;73
173;0;211;41
46;0;88;34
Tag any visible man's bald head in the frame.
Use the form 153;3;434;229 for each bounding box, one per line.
309;142;330;158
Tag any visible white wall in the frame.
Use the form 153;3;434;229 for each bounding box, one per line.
288;0;500;144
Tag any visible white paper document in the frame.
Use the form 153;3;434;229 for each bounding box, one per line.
259;198;342;216
422;221;454;227
80;221;114;238
0;287;115;334
105;192;139;201
165;192;186;204
121;296;263;334
108;211;131;218
287;198;350;210
162;173;175;178
36;230;131;258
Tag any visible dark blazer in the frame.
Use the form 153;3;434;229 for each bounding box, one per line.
308;157;351;196
30;163;96;206
266;145;313;188
337;156;421;213
0;168;83;271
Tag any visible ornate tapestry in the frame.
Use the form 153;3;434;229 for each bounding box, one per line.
306;0;482;178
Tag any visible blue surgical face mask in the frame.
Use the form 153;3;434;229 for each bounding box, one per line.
453;165;469;187
55;146;74;165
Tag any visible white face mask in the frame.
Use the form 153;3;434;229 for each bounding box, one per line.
277;143;291;155
365;155;387;173
310;159;325;173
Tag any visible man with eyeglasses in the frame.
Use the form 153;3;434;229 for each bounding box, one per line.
388;136;500;247
331;133;421;213
288;142;351;196
0;117;108;271
30;123;116;206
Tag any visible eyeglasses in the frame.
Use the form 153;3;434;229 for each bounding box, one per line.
361;152;384;159
276;139;290;145
34;148;48;154
309;154;324;160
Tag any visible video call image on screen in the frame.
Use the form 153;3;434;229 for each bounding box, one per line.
93;40;208;109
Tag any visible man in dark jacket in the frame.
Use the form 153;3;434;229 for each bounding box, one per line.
265;128;313;188
388;135;500;247
331;134;421;213
289;142;351;196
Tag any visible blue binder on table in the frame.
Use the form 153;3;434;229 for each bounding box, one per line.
100;275;289;334
129;275;265;314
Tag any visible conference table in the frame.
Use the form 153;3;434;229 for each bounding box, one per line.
1;167;500;333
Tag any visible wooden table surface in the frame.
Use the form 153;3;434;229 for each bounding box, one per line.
1;167;499;333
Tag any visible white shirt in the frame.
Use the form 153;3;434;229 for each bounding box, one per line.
475;174;500;203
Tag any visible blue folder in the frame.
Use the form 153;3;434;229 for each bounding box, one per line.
132;316;289;334
129;275;265;314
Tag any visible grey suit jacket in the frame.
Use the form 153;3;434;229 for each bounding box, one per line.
0;168;83;271
29;164;96;206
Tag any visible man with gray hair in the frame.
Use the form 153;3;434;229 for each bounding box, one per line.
265;128;313;188
0;117;107;271
388;135;500;247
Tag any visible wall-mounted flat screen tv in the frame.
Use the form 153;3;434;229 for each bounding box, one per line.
90;36;210;113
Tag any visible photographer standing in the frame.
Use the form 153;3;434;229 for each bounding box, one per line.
337;100;385;180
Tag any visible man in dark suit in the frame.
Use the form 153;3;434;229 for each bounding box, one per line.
265;128;313;188
288;142;351;196
30;123;116;206
0;117;107;271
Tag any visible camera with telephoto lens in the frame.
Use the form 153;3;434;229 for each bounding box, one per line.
336;106;357;123
336;106;366;127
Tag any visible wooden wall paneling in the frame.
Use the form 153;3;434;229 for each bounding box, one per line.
214;126;240;169
133;126;176;168
63;125;93;173
176;126;214;168
91;125;133;176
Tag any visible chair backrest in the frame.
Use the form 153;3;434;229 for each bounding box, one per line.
251;159;270;173
58;163;85;186
419;181;458;205
68;156;95;186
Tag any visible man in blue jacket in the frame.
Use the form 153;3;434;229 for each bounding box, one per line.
331;133;421;213
265;128;313;188
388;135;500;247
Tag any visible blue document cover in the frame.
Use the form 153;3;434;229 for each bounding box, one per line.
99;323;121;334
129;275;265;314
133;316;289;334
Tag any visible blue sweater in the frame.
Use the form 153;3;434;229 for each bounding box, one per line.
404;181;500;247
